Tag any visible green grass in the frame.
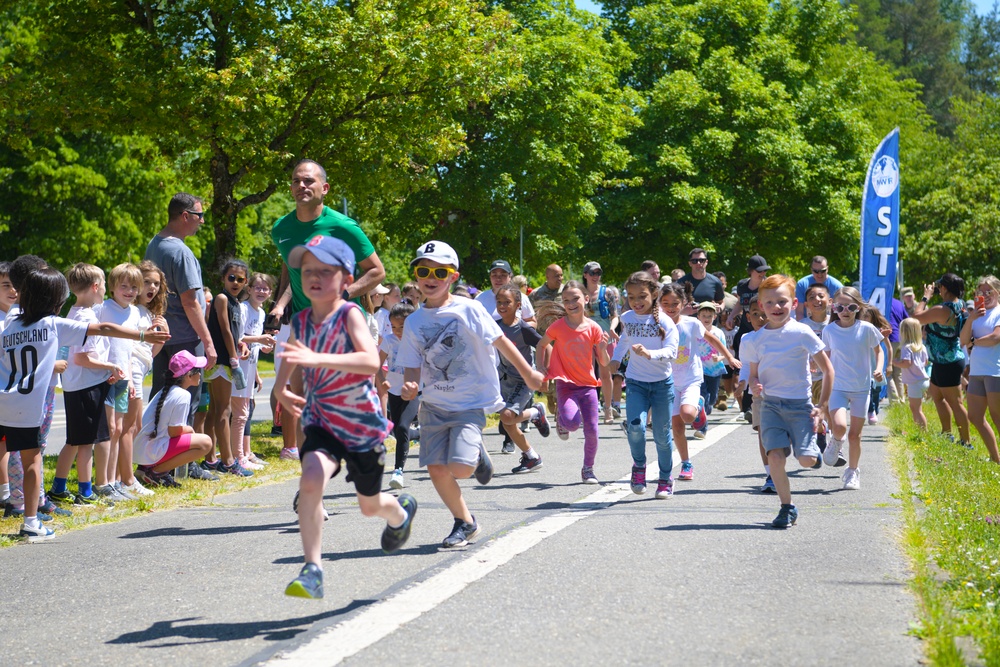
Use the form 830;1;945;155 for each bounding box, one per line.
0;421;300;548
886;402;1000;666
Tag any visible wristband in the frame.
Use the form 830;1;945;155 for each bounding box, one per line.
921;296;929;303
139;329;145;343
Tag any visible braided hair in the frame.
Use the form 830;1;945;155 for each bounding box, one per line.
149;369;182;439
624;271;666;340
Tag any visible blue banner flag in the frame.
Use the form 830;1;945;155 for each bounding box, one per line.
860;128;900;317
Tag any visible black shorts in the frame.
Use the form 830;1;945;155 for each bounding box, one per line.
64;382;111;446
0;425;41;452
301;425;386;497
930;359;965;389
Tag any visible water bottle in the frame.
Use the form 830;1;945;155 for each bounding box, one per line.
232;364;247;391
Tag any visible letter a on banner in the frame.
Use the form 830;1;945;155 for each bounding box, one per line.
860;128;900;317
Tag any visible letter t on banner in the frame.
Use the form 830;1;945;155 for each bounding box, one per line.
860;128;900;317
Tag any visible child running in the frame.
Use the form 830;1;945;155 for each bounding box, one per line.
802;283;836;460
611;271;679;498
536;280;610;484
1;266;169;541
398;241;543;547
277;236;415;599
895;318;929;429
820;286;884;490
378;301;419;489
133;351;215;488
494;284;551;475
658;282;739;481
741;275;833;528
695;301;728;439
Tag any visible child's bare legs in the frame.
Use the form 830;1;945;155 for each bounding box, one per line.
500;408;531;454
968;390;1000;462
908;397;928;429
0;450;8;490
847;416;865;469
55;444;93;486
427;463;474;525
21;448;42;519
830;407;849;442
119;396;143;485
356;492;407;526
230;397;251;461
929;384;970;442
209;376;235;465
105;403;125;484
298;451;337;564
767;449;791;504
673;402;698;461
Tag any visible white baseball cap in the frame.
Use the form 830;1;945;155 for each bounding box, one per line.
410;240;459;269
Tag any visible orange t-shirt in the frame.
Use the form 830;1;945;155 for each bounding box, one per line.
545;317;604;387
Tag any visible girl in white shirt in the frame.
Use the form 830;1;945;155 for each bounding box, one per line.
958;276;1000;464
231;273;277;471
895;318;929;429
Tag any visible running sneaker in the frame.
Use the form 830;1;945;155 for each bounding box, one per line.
816;429;828;453
678;461;694;481
531;403;551;438
501;441;516;455
270;424;283;437
842;467;860;490
771;503;798;529
134;465;160;487
201;459;221;472
630;465;647;495
556;422;569;441
867;411;878;426
74;492;103;506
692;397;708;431
112;481;138;501
474;449;494;485
157;472;183;488
46;489;76;505
581;466;599;485
19;521;55;543
248;452;269;467
611;404;622;419
441;517;480;549
38;499;72;517
811;452;823;469
760;475;776;493
279;447;300;461
285;563;324;599
95;484;130;502
835;451;848;467
4;504;52;521
389;468;405;490
121;479;155;497
822;436;844;467
960;440;974;450
693;427;707;440
187;461;220;481
220;461;254;477
381;494;417;553
655;478;674;499
240;456;265;471
511;454;543;474
743;411;753;424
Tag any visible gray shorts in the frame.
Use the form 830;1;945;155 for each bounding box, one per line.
760;397;820;459
967;375;1000;397
418;402;487;468
499;373;533;414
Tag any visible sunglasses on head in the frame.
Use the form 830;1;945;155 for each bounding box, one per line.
227;274;246;284
833;303;859;313
414;266;456;280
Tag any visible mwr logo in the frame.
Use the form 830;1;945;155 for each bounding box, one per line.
871;155;899;198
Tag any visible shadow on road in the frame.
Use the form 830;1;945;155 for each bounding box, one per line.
107;600;373;647
118;521;298;540
272;542;443;564
655;523;773;531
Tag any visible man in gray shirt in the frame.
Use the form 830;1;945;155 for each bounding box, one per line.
145;193;218;422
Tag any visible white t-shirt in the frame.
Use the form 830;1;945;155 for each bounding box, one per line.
61;305;112;391
375;308;392;340
101;298;139;371
969;306;1000;377
822;320;884;393
738;330;755;383
233;302;265;399
396;297;505;412
379;332;406;395
899;345;929;385
671;316;706;387
133;385;191;465
739;319;825;400
131;305;155;381
1;315;89;427
611;310;678;382
475;289;535;321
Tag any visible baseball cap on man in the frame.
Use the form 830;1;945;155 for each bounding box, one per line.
169;350;209;378
747;255;770;272
901;286;914;297
489;259;513;274
410;240;460;269
288;235;356;274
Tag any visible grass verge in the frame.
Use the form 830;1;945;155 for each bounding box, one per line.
886;402;1000;665
1;422;300;549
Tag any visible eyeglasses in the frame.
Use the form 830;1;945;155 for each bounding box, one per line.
586;269;603;276
227;274;246;284
812;267;828;275
414;266;456;280
252;284;272;292
186;210;205;219
689;258;708;264
832;303;859;314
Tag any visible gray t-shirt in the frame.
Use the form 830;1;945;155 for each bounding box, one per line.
145;235;205;344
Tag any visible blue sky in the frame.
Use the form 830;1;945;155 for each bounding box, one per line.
575;0;997;16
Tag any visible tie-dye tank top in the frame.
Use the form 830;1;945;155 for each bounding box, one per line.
293;303;390;452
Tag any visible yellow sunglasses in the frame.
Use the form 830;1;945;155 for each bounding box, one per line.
413;266;456;280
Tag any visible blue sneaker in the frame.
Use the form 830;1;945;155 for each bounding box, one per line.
771;503;798;529
19;521;55;542
692;397;707;431
285;563;323;599
760;475;776;493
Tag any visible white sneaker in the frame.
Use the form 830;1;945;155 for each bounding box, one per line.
247;453;269;467
240;457;265;471
842;467;860;490
122;479;155;497
20;521;55;542
389;468;405;490
867;411;878;425
823;437;844;467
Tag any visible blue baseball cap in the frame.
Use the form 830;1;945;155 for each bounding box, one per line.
288;235;356;274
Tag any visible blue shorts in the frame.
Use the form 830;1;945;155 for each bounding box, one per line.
760;397;820;459
104;379;130;414
830;389;869;419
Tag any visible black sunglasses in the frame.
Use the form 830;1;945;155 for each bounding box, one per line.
186;209;205;219
812;268;828;274
689;258;708;264
227;274;246;284
586;269;603;276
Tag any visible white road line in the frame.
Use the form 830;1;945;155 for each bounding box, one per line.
266;422;743;666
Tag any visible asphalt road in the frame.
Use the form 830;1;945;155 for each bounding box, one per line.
2;406;921;667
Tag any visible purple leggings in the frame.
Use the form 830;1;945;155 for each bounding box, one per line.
556;380;600;467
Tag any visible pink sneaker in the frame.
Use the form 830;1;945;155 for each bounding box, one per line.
279;448;300;461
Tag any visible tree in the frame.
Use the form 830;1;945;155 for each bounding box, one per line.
1;0;519;268
591;0;931;281
380;0;640;282
963;3;1000;95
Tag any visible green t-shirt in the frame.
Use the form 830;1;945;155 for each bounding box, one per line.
271;205;376;314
